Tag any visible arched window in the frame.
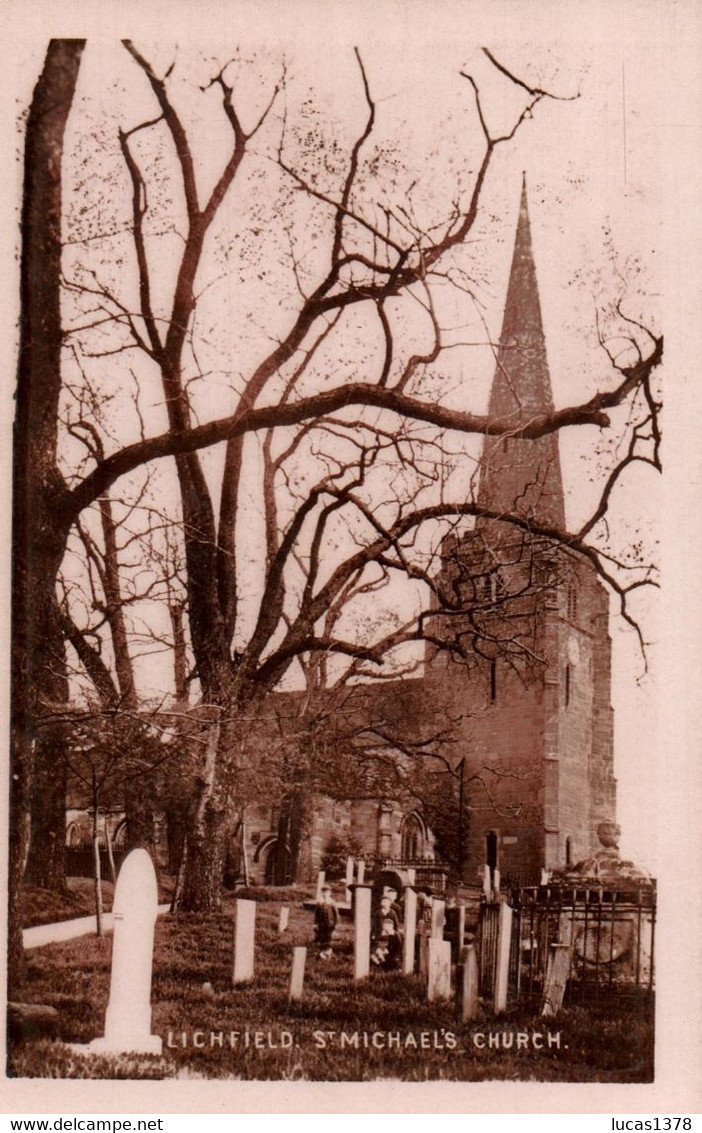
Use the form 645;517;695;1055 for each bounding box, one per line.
400;813;425;862
485;830;499;871
565;837;573;867
66;822;82;848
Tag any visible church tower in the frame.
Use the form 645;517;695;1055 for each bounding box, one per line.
428;179;617;884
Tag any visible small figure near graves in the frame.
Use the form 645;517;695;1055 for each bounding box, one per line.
370;895;403;970
313;883;338;960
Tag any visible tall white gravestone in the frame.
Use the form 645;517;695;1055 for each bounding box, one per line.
354;886;372;982
89;848;162;1055
233;898;256;985
402;887;417;975
427;939;452;1001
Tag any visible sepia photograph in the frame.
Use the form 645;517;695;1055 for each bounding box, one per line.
2;0;700;1114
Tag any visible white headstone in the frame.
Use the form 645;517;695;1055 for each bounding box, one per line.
354;886;372;981
233;898;256;985
88;848;162;1054
278;905;289;933
427;939;452;1001
289;946;306;1002
344;857;354;904
493;901;513;1014
483;864;492;899
430;898;445;939
356;859;365;885
314;871;326;901
406;868;416;886
457;905;466;951
402;887;417;975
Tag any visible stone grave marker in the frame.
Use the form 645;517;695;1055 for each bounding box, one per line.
314;870;325;901
233;898;256;985
457;904;466;951
87;848;162;1054
417;921;429;977
356;859;365;884
493;901;513;1013
456;942;479;1022
289;946;306;1003
430;898;445;939
427;938;452;1001
541;943;573;1017
278;905;290;933
483;864;492;899
406;867;416;886
344;857;354;904
354;885;372;981
402;886;417;975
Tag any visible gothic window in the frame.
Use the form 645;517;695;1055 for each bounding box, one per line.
565;837;573;867
565;663;571;707
401;813;424;862
66;822;82;848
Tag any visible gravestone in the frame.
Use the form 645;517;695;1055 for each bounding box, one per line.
427;939;452;1001
354;885;372;981
406;867;416;886
289;946;306;1002
430;898;445;939
417;921;429;977
314;870;325;901
541;943;573;1017
344;857;354;904
493;901;513;1014
278;905;290;933
482;864;492;899
456;943;479;1022
88;848;162;1054
457;905;466;951
402;887;417;975
356;859;366;885
233;898;256;985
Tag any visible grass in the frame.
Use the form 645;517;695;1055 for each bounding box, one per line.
10;887;654;1082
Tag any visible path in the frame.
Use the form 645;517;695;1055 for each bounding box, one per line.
22;904;171;949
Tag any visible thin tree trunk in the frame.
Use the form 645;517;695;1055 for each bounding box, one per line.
104;819;117;887
92;776;103;937
9;39;85;992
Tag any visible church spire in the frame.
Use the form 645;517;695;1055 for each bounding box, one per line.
477;176;565;530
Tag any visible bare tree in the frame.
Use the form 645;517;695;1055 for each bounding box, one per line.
11;36;662;978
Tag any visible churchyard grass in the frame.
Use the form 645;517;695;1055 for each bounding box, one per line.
10;887;653;1082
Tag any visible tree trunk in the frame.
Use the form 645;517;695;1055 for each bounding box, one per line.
172;715;234;913
9;39;84;992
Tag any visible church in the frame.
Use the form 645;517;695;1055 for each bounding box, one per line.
239;181;618;890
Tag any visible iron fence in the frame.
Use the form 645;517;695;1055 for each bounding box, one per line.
66;846;127;879
514;883;656;1005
